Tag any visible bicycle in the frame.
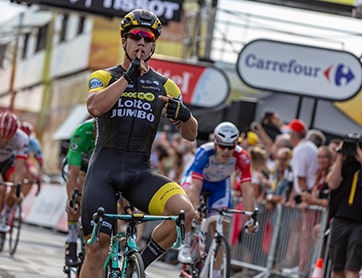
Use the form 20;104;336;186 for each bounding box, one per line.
0;179;41;256
179;192;258;278
88;206;186;278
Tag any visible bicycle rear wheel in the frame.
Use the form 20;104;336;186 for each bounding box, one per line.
0;232;5;252
8;203;22;256
202;236;231;278
126;252;145;278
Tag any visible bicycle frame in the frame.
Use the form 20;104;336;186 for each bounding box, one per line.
88;207;185;277
180;207;258;278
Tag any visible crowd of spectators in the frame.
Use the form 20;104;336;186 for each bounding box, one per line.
148;109;361;276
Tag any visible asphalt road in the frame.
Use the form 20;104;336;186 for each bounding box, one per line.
0;223;182;278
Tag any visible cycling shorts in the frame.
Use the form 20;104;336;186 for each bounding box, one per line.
0;155;15;181
81;147;186;236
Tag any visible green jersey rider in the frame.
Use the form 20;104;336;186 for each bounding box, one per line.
63;118;95;267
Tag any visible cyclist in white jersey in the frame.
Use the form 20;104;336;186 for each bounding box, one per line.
0;112;29;232
178;122;258;269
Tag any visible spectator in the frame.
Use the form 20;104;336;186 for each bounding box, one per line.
265;147;293;208
328;137;342;163
326;138;362;278
307;129;326;148
301;145;333;256
284;119;318;275
260;110;283;142
238;131;260;151
249;145;270;202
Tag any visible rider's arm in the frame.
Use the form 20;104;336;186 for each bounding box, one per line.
326;151;344;190
66;165;81;201
87;70;128;117
240;181;256;215
187;178;203;210
236;148;256;214
175;115;198;142
14;157;28;185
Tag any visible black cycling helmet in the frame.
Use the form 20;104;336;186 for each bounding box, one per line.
0;111;19;139
120;9;162;39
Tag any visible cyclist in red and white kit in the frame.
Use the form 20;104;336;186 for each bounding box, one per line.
0;112;29;232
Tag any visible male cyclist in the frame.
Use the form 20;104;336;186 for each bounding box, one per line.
0;112;29;232
79;9;198;278
19;121;44;197
63;118;95;267
178;122;258;276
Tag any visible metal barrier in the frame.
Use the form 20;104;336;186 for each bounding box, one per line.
230;199;329;278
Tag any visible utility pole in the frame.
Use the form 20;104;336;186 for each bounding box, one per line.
203;0;218;61
9;12;24;111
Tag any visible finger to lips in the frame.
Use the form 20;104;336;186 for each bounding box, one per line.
136;48;142;59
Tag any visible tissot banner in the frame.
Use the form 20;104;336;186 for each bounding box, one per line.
237;39;362;101
150;58;230;107
39;0;183;24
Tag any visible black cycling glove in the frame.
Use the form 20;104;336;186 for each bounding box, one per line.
123;58;141;84
165;98;191;122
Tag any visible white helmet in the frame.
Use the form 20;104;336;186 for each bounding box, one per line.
214;122;239;146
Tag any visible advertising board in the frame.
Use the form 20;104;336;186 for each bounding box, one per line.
150;58;230;107
237;39;362;101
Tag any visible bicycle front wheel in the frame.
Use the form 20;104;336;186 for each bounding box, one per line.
8;203;22;256
126;252;145;278
203;236;231;278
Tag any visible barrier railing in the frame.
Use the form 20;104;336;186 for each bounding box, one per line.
230;199;329;278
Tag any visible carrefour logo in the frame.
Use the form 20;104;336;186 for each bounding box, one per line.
324;64;355;86
237;39;362;101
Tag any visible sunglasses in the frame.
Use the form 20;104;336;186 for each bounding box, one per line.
217;143;235;150
126;30;155;43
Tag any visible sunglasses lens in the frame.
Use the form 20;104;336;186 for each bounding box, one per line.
127;30;155;42
218;144;234;150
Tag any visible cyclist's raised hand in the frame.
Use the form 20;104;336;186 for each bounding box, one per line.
159;95;191;122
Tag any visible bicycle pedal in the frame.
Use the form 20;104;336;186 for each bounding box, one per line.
63;265;70;274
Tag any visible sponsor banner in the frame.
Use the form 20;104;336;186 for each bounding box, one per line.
24;183;67;229
237;39;362;101
150;58;230;107
38;0;183;24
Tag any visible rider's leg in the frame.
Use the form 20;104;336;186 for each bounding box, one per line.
79;233;110;278
141;194;195;269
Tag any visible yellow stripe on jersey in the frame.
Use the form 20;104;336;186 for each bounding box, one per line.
88;70;113;94
148;182;187;215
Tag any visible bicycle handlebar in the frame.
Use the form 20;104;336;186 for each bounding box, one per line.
208;207;259;225
87;207;185;248
0;179;41;198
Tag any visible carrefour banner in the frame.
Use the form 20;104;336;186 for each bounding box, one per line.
237;39;362;101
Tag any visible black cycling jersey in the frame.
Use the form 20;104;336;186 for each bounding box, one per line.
90;65;179;154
